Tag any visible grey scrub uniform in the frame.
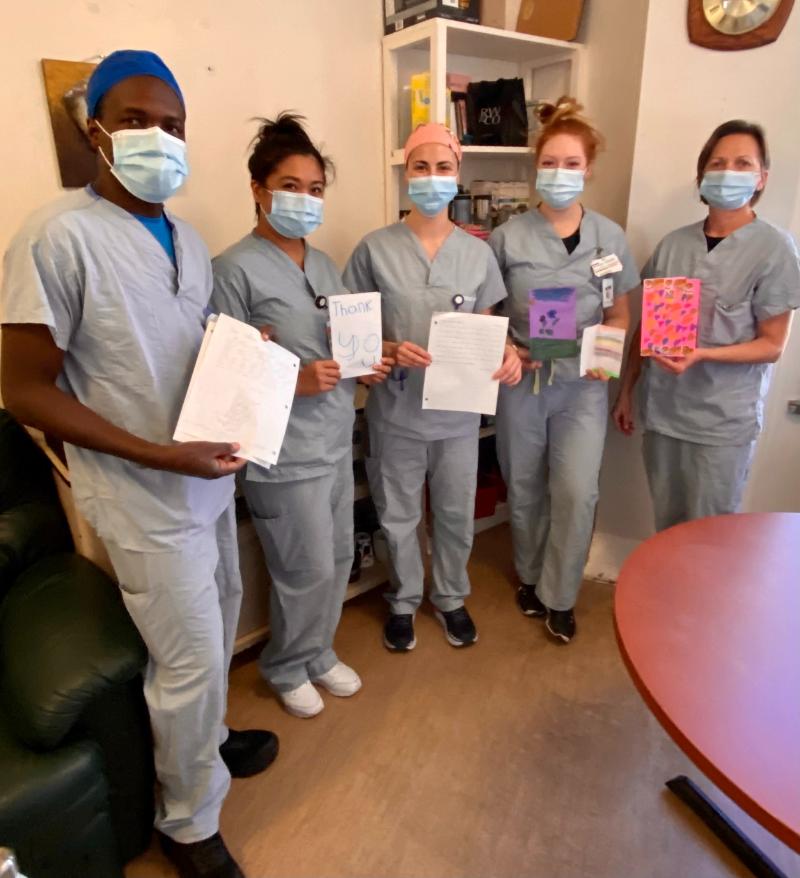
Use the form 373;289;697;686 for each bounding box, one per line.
1;187;239;843
211;233;356;692
343;222;506;615
489;208;640;612
640;218;800;531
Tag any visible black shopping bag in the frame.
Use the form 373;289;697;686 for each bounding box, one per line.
466;78;528;146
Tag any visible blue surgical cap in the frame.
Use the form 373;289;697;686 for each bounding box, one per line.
86;49;184;118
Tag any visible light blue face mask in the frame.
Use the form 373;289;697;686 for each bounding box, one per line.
699;170;759;210
98;123;188;203
408;175;459;217
265;190;324;238
535;168;585;209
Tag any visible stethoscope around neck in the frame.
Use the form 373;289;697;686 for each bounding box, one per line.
313;294;328;310
452;293;465;310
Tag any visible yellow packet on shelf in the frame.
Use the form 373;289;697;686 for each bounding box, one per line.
410;73;430;128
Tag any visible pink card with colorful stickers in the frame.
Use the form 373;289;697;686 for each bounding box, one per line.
640;277;701;357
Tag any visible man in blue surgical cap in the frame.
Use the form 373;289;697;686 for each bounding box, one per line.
0;50;276;878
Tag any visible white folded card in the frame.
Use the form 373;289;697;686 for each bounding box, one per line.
422;312;509;415
328;292;383;379
173;313;299;469
579;324;626;379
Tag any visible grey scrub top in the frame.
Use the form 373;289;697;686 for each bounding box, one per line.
0;187;233;551
641;218;800;445
343;222;507;441
488;208;640;382
211;233;355;483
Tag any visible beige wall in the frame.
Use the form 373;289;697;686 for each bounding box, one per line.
577;0;649;227
0;0;385;270
596;1;800;541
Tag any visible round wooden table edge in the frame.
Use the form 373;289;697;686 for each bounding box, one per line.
612;544;800;855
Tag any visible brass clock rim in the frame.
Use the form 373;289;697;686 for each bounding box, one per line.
702;0;782;34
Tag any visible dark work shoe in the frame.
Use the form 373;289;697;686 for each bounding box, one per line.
220;728;279;778
384;613;416;651
158;831;245;878
516;583;547;617
546;609;576;643
435;606;478;647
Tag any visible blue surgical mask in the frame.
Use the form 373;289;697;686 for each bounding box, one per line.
264;190;324;238
535;168;584;209
408;175;458;217
699;170;759;210
98;123;188;203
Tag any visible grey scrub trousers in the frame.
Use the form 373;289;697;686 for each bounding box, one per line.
366;429;479;614
642;432;755;531
344;222;507;615
244;453;354;690
640;218;800;530
495;374;609;611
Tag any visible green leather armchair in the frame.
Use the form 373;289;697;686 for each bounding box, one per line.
0;411;155;878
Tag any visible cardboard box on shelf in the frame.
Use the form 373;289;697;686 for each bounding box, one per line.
480;0;523;31
384;0;480;35
515;0;585;41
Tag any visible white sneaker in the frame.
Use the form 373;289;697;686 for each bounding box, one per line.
279;681;324;718
312;662;362;697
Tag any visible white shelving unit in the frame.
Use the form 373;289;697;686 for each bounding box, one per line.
382;17;583;222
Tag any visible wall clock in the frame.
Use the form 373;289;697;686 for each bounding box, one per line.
688;0;795;49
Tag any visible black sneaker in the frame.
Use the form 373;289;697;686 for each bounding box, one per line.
516;583;547;617
384;613;416;651
435;606;478;647
546;609;576;643
158;831;245;878
220;728;279;778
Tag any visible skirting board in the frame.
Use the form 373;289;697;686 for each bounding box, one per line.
585;532;642;584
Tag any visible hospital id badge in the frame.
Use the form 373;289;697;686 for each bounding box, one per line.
591;253;623;277
602;277;614;308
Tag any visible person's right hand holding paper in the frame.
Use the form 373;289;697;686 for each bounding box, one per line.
155;441;248;478
297;359;342;395
384;340;432;368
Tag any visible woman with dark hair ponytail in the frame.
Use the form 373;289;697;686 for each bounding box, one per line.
211;112;390;718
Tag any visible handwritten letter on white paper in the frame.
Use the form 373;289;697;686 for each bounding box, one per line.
422;312;509;415
329;292;382;379
174;313;299;469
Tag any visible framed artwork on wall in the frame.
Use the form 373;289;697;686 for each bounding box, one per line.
41;59;97;188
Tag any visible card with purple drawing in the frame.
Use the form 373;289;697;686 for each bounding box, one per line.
528;287;578;360
640;277;700;357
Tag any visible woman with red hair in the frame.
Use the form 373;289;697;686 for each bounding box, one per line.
489;97;639;644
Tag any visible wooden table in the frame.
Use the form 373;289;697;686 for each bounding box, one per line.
615;513;800;876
